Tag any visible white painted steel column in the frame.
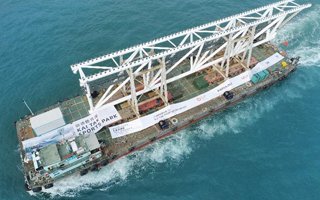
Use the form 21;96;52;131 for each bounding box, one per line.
246;25;257;68
128;68;140;117
160;57;168;105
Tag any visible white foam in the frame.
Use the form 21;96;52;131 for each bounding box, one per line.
275;5;320;67
140;133;193;163
196;94;277;140
290;42;320;67
31;157;133;197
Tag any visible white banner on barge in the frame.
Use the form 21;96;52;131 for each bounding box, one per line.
109;52;284;138
22;105;121;150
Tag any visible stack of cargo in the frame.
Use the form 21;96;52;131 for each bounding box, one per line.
138;92;173;113
251;70;270;84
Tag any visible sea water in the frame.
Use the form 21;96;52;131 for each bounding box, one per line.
1;0;320;199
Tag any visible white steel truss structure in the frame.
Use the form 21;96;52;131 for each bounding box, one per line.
71;0;311;114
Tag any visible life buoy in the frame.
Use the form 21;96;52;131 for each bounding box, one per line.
171;118;178;125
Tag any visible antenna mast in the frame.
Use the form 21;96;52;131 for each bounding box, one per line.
23;99;34;116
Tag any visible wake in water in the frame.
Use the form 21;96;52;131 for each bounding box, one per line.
37;6;320;198
275;5;320;67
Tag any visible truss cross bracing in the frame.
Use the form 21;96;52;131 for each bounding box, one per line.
70;0;311;114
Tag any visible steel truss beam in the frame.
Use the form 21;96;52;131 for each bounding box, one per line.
71;1;311;113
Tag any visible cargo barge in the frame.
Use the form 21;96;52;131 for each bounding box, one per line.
15;1;311;193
